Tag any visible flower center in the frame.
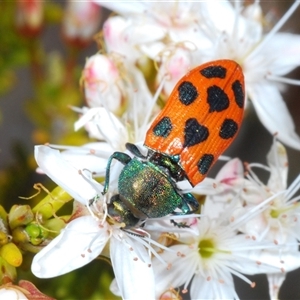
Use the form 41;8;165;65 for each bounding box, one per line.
270;208;280;219
198;238;215;259
269;202;300;219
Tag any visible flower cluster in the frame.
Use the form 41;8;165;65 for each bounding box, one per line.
29;1;300;299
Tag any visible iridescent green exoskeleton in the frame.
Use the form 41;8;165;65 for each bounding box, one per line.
102;143;199;228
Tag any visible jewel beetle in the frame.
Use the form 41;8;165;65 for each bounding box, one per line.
102;59;245;228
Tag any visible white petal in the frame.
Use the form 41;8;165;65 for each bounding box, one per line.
60;142;112;175
153;245;195;298
35;145;101;204
110;235;155;300
265;33;300;75
215;158;244;182
267;273;286;300
248;82;300;149
191;273;237;299
109;279;121;297
31;216;110;278
266;140;288;190
202;159;245;219
200;1;236;33
233;242;300;274
75;107;128;150
182;177;222;195
139;41;165;60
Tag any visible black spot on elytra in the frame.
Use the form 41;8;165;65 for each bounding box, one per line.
198;154;214;175
153;117;173;138
219;119;238;139
178;81;198;105
200;65;227;79
183;118;209;148
232;80;244;108
207;85;229;112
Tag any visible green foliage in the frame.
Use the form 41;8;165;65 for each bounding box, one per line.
0;2;29;94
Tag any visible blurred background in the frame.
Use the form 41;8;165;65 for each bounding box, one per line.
0;1;300;299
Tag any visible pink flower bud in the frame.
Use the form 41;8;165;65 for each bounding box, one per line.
156;46;192;99
15;0;44;37
62;1;101;48
81;53;126;115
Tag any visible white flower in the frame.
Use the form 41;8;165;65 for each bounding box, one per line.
235;140;300;244
32;145;157;300
207;140;300;299
151;214;298;299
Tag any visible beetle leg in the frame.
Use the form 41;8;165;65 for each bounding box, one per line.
125;143;147;159
170;219;190;228
102;152;131;195
182;192;199;213
172;193;199;215
170;193;199;227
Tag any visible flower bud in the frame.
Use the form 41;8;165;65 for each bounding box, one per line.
25;223;49;245
15;0;44;37
0;280;54;299
62;0;101;48
8;205;34;230
0;257;17;284
0;243;23;267
12;227;30;244
0;232;8;246
0;286;28;299
81;53;127;115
